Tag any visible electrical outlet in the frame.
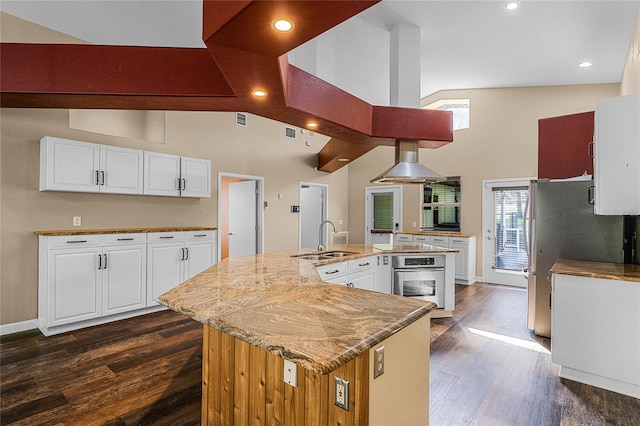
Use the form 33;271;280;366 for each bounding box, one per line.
374;346;385;379
73;216;82;227
338;219;343;225
412;221;417;228
334;377;349;411
284;360;297;387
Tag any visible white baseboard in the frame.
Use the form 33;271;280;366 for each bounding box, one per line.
559;366;640;399
0;319;39;336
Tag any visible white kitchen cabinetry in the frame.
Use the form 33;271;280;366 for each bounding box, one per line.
551;272;640;398
316;256;381;292
426;235;449;247
394;234;413;243
144;152;211;198
39;233;148;335
448;236;476;284
147;231;216;305
40;136;143;194
594;93;640;215
413;235;428;243
371;232;393;244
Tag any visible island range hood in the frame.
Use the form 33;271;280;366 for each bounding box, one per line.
370;140;445;184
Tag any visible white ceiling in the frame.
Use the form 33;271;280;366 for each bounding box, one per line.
2;0;639;105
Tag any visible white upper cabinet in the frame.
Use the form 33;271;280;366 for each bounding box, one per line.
99;145;144;194
143;152;211;198
40;136;100;192
40;136;143;195
594;93;640;215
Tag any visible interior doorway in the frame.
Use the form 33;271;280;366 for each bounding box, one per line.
364;186;402;244
299;183;328;250
482;178;532;287
218;173;264;259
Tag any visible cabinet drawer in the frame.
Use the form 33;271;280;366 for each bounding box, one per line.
413;235;429;242
47;234;102;249
185;230;215;241
316;261;349;279
428;236;449;247
395;234;413;243
449;237;468;246
102;233;146;245
349;256;378;273
147;232;184;243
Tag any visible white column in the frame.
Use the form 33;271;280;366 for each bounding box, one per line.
390;22;421;108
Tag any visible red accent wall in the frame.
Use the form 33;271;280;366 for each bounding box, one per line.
538;111;594;179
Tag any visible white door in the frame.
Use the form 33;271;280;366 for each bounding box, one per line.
482;179;531;287
365;186;402;244
100;145;144;195
229;180;258;257
102;244;146;315
143;151;181;196
47;248;101;326
147;242;184;305
181;156;211;198
299;183;327;250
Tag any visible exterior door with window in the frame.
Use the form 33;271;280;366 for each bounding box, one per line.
483;180;530;287
365;186;402;244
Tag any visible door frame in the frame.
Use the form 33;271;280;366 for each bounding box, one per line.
482;177;534;286
218;172;264;261
364;185;403;244
298;182;329;250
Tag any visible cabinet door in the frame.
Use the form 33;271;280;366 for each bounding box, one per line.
103;244;146;315
40;136;100;192
538;112;594;179
450;244;468;279
144;152;181;196
100;145;144;194
185;241;215;280
595;93;640;215
147;242;184;306
47;248;101;326
180;156;211;198
349;269;376;292
371;233;393;244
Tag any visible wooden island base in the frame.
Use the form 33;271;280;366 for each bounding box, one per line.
201;315;431;425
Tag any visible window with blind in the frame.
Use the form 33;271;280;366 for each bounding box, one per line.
422;177;461;231
492;187;529;271
373;193;394;230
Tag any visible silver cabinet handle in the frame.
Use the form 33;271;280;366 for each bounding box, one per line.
324;270;340;275
67;240;87;244
180;247;185;261
177;178;181;191
100;171;105;185
185;247;189;260
117;237;134;241
95;170;100;185
103;253;108;269
159;236;174;239
98;254;102;270
182;178;186;191
358;262;370;267
194;234;207;237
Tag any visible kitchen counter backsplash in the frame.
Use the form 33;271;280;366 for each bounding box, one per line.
35;226;217;236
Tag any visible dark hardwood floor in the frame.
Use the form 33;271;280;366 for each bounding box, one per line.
1;283;639;425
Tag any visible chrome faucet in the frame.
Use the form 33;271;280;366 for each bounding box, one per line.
318;220;338;251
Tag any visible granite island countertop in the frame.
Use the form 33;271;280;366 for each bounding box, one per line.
158;243;454;374
551;259;640;283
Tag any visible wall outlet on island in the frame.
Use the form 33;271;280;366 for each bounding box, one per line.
73;216;81;227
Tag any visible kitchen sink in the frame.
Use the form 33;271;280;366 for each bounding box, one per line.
291;251;356;261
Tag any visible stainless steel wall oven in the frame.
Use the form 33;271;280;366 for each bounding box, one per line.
392;255;445;307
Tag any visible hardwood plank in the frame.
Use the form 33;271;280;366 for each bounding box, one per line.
233;338;250;425
220;331;235;424
265;351;284;425
354;349;369;426
248;344;267;424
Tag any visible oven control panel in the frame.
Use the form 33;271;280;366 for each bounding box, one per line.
392;255;445;268
405;257;435;266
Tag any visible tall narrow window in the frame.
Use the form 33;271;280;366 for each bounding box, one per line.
373;193;394;230
492;187;529;271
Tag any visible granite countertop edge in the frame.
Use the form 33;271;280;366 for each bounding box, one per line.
551;259;640;283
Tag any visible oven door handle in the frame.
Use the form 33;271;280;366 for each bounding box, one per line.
394;267;445;272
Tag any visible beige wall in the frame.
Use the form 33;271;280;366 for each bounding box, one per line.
621;7;640;95
348;84;620;279
0;109;349;324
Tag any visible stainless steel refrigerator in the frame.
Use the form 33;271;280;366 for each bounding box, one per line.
526;179;624;337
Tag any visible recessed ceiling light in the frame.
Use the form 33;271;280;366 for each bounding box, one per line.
307;122;318;128
504;2;519;10
273;19;293;32
578;61;593;68
252;89;267;97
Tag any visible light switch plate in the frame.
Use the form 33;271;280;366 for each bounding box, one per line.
73;216;81;227
284;360;297;387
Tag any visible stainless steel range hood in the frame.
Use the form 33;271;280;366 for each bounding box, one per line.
370;140;444;184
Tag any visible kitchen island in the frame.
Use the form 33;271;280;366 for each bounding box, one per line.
158;243;452;424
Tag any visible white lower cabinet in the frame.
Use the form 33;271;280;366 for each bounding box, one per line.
394;234;414;243
147;231;216;306
316;256;381;292
39;230;216;336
